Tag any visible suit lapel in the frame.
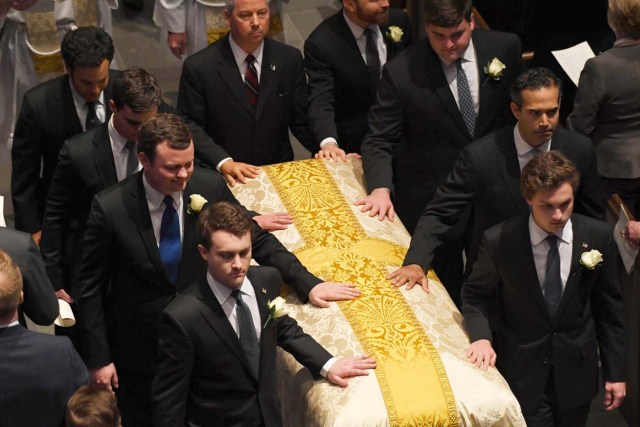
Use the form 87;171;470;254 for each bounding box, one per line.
217;37;256;117
175;183;201;289
255;40;277;120
495;129;529;213
474;31;502;138
556;218;587;319
58;78;83;135
92;124;118;187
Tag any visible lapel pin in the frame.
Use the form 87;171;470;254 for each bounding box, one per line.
270;64;276;71
261;288;267;294
582;243;588;248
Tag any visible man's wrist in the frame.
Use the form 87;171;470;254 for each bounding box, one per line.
319;356;337;377
216;157;233;172
320;138;338;149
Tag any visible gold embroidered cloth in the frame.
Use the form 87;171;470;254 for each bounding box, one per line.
231;159;526;427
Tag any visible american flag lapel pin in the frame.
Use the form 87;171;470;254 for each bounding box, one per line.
270;64;276;71
261;288;267;294
582;243;588;248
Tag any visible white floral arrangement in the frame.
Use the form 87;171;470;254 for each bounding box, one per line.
580;249;603;270
483;57;506;80
187;194;207;214
264;296;286;327
386;26;404;43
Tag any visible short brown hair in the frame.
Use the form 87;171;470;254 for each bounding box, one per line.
111;67;162;112
66;385;121;427
137;113;192;163
197;202;253;250
0;250;23;319
424;0;473;27
520;151;580;201
609;0;640;39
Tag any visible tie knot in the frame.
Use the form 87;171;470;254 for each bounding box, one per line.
455;58;463;69
163;195;174;209
232;289;243;302
86;101;96;109
546;234;558;245
125;140;136;151
246;54;255;65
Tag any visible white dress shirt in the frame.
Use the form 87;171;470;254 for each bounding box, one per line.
108;116;141;182
514;124;552;171
441;38;479;116
69;78;106;132
529;216;573;293
142;173;184;246
0;320;19;328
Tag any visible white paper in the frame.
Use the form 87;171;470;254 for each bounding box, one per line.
0;196;5;227
613;204;638;274
551;41;595;86
54;299;76;327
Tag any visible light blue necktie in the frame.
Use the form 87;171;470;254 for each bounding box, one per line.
159;195;181;284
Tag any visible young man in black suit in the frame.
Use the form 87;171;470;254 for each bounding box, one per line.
358;0;521;302
77;114;359;426
305;0;413;158
152;202;376;427
0;250;89;427
11;26;118;245
462;151;625;426
388;68;605;298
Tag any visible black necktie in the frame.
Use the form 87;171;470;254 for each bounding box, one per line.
159;195;181;284
365;28;381;91
456;58;476;138
85;101;98;130
233;290;260;379
543;235;562;318
244;54;259;108
125;141;138;178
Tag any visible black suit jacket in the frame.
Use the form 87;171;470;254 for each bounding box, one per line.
461;214;625;413
77;168;320;373
0;227;57;326
178;35;315;165
304;8;412;154
361;30;522;232
405;126;606;274
152;267;332;427
11;69;120;233
0;325;89;427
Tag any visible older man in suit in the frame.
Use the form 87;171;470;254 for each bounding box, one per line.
462;151;625;426
0;250;89;427
11;26;118;245
152;202;375;427
78;114;359;426
388;68;605;303
305;0;412;158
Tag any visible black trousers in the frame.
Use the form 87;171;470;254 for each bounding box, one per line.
116;369;153;427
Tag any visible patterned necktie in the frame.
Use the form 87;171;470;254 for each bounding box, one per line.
244;54;259;108
159;195;181;284
456;58;476;138
125;141;138;178
543;235;562;318
233;290;260;379
85;101;98;130
365;28;381;90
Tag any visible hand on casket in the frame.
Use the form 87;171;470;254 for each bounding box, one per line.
326;354;377;387
387;264;430;293
466;339;497;371
220;160;260;187
309;282;361;308
354;188;395;222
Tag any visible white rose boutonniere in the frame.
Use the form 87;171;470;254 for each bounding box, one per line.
187;194;207;214
483;57;506;81
264;296;286;328
580;249;603;270
386;26;404;43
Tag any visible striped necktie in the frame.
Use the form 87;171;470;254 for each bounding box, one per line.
245;54;259;108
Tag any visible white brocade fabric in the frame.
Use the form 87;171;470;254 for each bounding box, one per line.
231;159;526;427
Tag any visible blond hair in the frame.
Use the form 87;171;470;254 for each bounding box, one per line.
0;250;23;319
609;0;640;39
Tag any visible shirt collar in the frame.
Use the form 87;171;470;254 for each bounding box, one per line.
142;172;181;210
529;214;573;247
206;271;255;306
514;124;552;156
228;33;264;69
0;320;19;328
69;77;104;110
108;115;128;152
343;8;379;39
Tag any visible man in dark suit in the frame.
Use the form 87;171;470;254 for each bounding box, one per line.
358;0;521;299
0;227;57;326
77;114;359;426
177;0;316;184
152;202;376;427
304;0;412;158
11;26;118;245
462;151;626;426
388;68;605;304
0;249;89;427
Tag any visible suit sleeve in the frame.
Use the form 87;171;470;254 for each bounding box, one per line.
20;234;58;325
152;310;194;427
304;33;339;145
287;50;317;153
567;58;604;136
574;140;606;221
177;60;208;132
276;315;332;377
361;63;405;193
460;231;500;342
404;147;480;268
11;94;45;233
592;232;626;382
63;336;91;389
41;141;78;292
76;196;114;368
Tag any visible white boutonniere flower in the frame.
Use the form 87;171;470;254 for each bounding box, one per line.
580;249;603;270
483;57;506;80
187;194;207;214
386;26;404;43
263;296;286;328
